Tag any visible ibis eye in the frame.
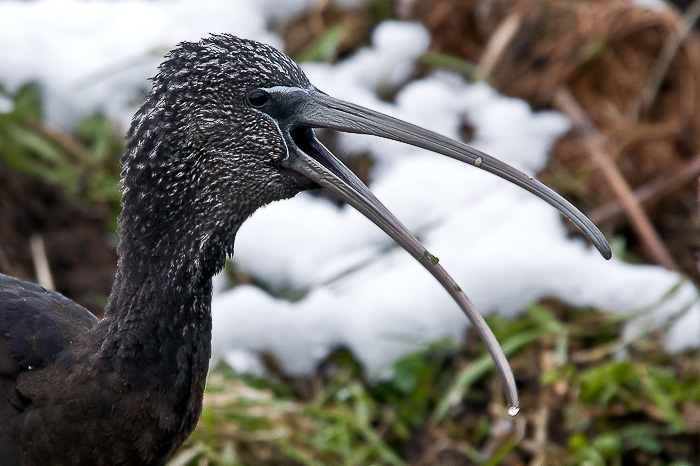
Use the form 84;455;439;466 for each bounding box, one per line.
247;90;269;108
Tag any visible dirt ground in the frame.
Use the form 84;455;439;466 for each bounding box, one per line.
0;157;116;315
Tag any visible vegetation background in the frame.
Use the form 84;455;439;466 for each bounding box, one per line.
0;0;698;464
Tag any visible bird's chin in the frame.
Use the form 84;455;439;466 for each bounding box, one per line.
280;166;320;190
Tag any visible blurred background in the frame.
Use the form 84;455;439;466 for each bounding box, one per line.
0;0;699;464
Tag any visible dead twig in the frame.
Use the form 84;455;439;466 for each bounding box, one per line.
474;12;521;82
527;340;552;466
29;233;54;290
637;0;700;116
584;152;700;226
553;87;680;271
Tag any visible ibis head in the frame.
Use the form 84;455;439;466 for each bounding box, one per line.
119;34;611;412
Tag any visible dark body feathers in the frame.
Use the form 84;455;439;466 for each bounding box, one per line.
0;269;214;465
0;274;98;464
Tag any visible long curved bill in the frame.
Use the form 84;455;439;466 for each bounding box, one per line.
266;86;612;414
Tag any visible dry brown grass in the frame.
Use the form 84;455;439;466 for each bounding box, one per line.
412;0;700;281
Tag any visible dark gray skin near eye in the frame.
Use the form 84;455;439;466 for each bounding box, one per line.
0;34;610;466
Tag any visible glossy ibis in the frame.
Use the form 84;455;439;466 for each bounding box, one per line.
0;35;611;466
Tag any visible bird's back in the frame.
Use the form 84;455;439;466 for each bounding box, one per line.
0;272;99;465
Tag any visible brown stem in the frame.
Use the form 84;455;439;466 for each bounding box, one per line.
584;152;700;225
553;87;680;271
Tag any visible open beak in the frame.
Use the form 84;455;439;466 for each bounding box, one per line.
258;85;612;414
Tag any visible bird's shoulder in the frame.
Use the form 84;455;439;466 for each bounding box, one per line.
0;273;100;464
0;273;99;377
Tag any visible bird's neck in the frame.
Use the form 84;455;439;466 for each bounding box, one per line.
93;202;231;424
97;217;224;367
88;224;222;459
99;254;215;358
